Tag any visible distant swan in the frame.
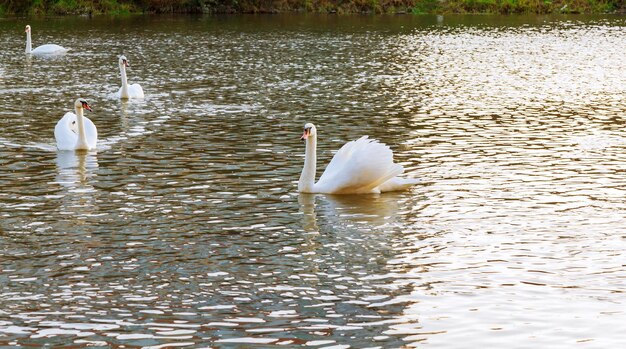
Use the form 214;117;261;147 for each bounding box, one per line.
118;55;144;99
298;123;419;194
55;99;97;151
24;25;70;55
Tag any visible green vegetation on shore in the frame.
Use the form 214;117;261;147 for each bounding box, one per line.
1;0;624;16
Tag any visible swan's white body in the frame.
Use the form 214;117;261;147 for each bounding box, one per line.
54;99;97;151
117;55;144;99
298;123;419;194
25;25;69;56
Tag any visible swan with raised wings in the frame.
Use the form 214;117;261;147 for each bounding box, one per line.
25;25;70;55
118;55;144;99
298;123;419;194
55;99;97;151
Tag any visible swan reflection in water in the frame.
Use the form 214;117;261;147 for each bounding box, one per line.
55;150;98;189
22;55;32;71
55;151;99;219
298;193;404;231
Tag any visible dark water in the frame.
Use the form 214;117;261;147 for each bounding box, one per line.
1;14;626;348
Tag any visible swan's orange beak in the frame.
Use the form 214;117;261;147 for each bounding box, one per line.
82;103;93;112
301;128;309;140
123;59;130;67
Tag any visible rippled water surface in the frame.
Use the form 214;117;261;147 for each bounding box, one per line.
1;14;626;348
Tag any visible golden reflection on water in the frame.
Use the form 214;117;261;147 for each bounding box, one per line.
382;18;626;348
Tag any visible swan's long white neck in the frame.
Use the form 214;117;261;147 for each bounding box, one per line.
75;107;89;150
119;63;129;98
299;133;317;193
25;30;32;54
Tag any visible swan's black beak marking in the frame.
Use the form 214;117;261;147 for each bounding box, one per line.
123;59;130;67
81;101;93;112
301;128;310;141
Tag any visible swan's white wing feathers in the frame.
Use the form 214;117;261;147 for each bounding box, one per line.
118;84;145;99
129;84;144;98
54;112;78;151
54;112;98;150
378;176;421;192
32;44;69;55
316;136;404;194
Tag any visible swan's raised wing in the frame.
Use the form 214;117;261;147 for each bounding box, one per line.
54;112;78;151
315;136;404;194
378;176;420;192
83;116;98;149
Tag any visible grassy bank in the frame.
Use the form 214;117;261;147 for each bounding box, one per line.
0;0;624;16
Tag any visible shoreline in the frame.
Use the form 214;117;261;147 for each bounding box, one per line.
1;0;625;16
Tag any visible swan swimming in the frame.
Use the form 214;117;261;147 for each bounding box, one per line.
24;25;70;56
298;123;419;194
118;55;144;99
54;99;97;151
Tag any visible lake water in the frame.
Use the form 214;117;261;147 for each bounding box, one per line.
1;14;626;348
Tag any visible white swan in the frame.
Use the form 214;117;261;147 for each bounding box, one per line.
118;55;144;99
24;25;70;55
55;99;97;151
298;123;419;194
